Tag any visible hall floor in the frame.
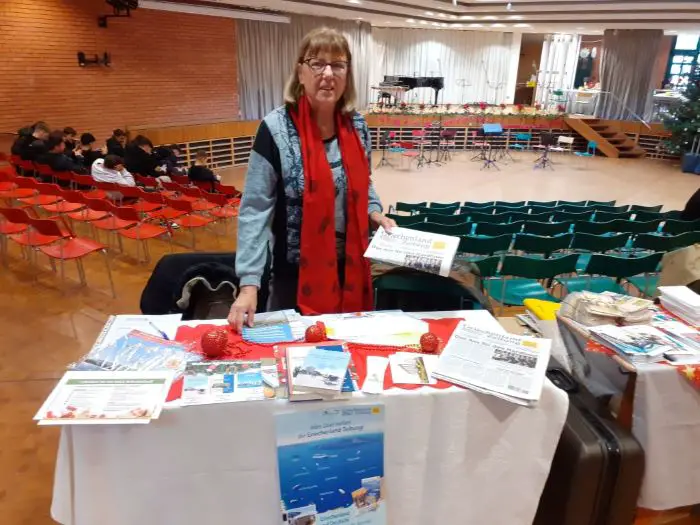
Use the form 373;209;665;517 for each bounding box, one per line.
1;152;699;525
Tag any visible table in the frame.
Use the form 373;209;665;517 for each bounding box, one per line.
50;311;569;525
557;316;700;511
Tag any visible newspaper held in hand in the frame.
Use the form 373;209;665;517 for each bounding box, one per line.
432;323;551;407
363;226;459;277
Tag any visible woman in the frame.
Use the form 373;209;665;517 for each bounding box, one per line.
228;27;395;332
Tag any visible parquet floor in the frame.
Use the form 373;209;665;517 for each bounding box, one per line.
1;152;699;524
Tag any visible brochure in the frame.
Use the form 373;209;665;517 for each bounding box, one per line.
34;371;174;425
91;314;182;350
363;226;459;277
242;309;305;343
388;352;439;385
284;343;356;401
276;404;386;525
70;330;201;373
361;357;389;394
293;348;351;395
588;324;677;364
322;311;429;346
433;323;551;407
181;360;266;405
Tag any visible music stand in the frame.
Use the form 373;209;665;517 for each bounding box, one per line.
481;123;503;171
534;132;555;170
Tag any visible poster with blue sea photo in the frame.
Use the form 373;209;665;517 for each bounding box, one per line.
276;404;385;525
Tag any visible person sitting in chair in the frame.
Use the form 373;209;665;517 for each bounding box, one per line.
12;121;50;161
106;129;127;157
92;155;135;187
188;150;221;184
37;130;86;174
76;133;105;169
125;135;172;184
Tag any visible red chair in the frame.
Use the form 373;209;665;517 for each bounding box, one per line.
181;187;216;211
29;217;115;297
72;174;107;199
0;168;18;192
0;207;28;263
111;205;171;263
172;175;191;186
140;192;187;221
115;186;163;213
53;171;75;188
34;163;54;182
41;186;85;215
83;197;138;247
135;174;159;189
17;182;61;207
0;207;66;270
10;155;23;172
204;192;238;236
399;142;421;170
62;191;109;225
94;181;122;202
164;197;214;249
16;159;35;177
217;184;241;198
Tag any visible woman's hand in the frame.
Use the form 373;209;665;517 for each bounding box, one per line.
227;285;258;333
370;212;397;233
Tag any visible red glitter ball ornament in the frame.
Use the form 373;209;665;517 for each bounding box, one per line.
420;332;440;354
200;328;229;358
305;321;327;343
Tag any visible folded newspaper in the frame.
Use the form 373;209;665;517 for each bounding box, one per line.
559;291;654;327
432;323;551;407
364;226;459;277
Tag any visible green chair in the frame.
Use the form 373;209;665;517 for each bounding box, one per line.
528;211;555;222
529;205;561;216
429;202;461;210
483;254;580;309
412;222;473;236
630;204;663;213
494;206;529;215
373;271;491;312
592;204;630;213
663;210;683;220
421;213;471;225
527;201;558;208
471;211;509;224
474;221;524;236
594;211;633;222
586;200;616;207
510;133;532;151
523;221;571;236
386;214;424;227
574;220;617;235
458;234;512;258
557;252;663;297
553;211;594;222
672;231;700;249
494;201;527;208
608;219;662;234
558;204;590;213
557;200;587;207
460;206;496;217
513;233;573;258
663;219;700;235
633;210;663;222
415;206;457;216
570;232;630;271
463;201;495;209
507;211;532;223
632;233;678;253
395;201;427;214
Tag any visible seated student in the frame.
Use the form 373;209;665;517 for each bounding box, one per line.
12;121;50;161
92;155;135;186
106;129;127;157
188;150;221;185
37;130;86;174
76;133;105;168
124;135;171;184
63;127;78;158
154;144;186;175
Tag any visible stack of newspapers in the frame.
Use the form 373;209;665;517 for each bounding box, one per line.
659;286;700;326
432;323;551;407
588;324;677;364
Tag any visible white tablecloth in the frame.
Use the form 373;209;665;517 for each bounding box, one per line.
50;312;569;525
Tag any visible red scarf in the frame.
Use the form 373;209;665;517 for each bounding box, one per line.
289;97;373;315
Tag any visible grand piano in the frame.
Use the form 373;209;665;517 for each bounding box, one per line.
380;75;445;105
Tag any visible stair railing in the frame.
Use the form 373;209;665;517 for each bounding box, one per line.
559;89;652;130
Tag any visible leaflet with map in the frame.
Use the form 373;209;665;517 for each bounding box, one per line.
181;360;267;405
276;404;386;525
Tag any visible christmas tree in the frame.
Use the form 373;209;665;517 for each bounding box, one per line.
663;65;700;155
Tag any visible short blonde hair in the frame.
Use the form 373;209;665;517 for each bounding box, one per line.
284;27;357;114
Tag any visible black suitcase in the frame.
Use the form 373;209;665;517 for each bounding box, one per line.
533;367;645;525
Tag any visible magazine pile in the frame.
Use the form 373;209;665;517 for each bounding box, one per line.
589;319;700;365
432;323;551;407
363;226;459;277
658;286;700;326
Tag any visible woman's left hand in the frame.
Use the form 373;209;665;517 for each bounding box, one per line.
370;212;397;233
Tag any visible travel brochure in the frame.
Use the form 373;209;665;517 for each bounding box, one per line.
182;360;272;405
276;404;385;525
293;348;352;395
281;343;357;402
34;371;174;425
388;353;439;385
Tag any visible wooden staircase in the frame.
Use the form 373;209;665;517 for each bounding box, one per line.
564;116;647;159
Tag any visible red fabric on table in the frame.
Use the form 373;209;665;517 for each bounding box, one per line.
169;317;464;400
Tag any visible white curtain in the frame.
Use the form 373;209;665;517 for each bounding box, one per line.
370;28;513;105
535;34;581;107
237;15;372;120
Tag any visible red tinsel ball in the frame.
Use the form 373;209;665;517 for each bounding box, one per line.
200;328;229;358
420;332;440;354
305;321;327;343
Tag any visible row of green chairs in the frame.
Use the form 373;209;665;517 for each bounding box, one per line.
395;200;620;214
472;252;663;310
410;205;674;221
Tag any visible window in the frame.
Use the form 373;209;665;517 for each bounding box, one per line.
665;34;700;89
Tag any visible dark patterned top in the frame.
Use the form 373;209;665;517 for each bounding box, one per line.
235;105;382;288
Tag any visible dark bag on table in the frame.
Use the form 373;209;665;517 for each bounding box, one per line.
533;367;644;525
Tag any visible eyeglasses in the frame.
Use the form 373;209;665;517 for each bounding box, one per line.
303;58;349;76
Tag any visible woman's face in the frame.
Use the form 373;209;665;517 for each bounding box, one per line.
297;49;348;110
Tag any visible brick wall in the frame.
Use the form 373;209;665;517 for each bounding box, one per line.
0;0;239;147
